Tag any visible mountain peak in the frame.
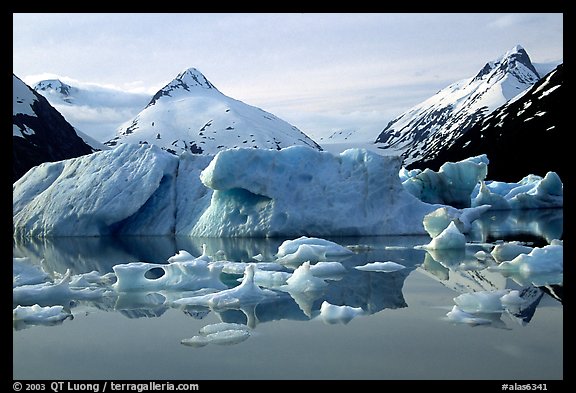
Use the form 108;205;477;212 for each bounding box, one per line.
146;67;219;107
471;44;539;84
34;79;74;97
175;67;216;90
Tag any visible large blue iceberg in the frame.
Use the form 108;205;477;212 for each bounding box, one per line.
13;144;437;237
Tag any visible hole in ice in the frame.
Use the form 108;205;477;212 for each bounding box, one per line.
144;267;166;280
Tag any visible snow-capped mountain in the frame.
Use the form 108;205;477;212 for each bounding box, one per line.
13;74;98;182
105;68;322;154
374;45;541;165
33;79;150;142
409;63;564;182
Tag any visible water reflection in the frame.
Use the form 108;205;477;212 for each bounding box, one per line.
13;209;563;335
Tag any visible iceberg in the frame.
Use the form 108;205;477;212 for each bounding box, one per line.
471;172;563;210
318;301;365;324
276;236;354;258
191;146;437;236
401;155;488;208
488;241;563;286
174;264;277;309
181;322;251;347
423;221;466;250
112;259;227;292
354;261;406;272
13;144;438;237
13;304;72;329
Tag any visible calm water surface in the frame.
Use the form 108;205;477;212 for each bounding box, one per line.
12;210;563;380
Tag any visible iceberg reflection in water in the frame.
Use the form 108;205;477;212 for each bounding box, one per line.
13;209;562;380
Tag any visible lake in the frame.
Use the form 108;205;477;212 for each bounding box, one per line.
12;209;563;381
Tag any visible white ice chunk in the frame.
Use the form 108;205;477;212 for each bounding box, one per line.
276;244;328;267
491;243;563;276
13;258;50;288
424;221;466;250
174;264;277;309
276;236;354;258
446;305;492;326
237;270;291;288
282;261;329;292
181;329;250;347
423;205;491;237
453;290;509;313
491;242;534;262
13;269;105;305
402;155;488;208
198;322;250;335
472;172;563;210
319;301;365;324
278;261;328;317
309;261;347;279
167;250;197;263
354;261;406;272
112;259;226;292
13;304;72;323
499;290;526;307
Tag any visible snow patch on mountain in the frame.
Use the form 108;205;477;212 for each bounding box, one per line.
105;67;322;155
374;45;541;165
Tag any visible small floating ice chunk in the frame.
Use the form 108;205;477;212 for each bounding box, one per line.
490;242;563;276
276;244;328;266
198;322;250;335
13;258;50;288
354;261;406;272
112;259;226;292
237;270;291;288
282;261;328;292
175;264;277;309
167;250;197;263
278;261;328;317
309;261;346;279
13;304;72;324
181;330;250;347
276;236;353;258
491;242;534;263
446;305;492;326
319;301;364;324
500;290;526;307
180;336;210;347
423;205;491;237
424;221;466;250
13;269;105;306
182;322;251;347
453;290;508;313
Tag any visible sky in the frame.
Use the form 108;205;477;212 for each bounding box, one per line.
12;13;563;142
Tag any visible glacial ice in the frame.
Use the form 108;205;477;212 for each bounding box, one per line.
12;232;562;331
13;304;72;329
471;172;563;210
112;259;226;292
181;323;251;347
319;301;365;324
13;142;563;239
488;241;563;286
423;221;466;250
354;261;406;272
192;146;437;236
13;269;106;306
174;264;277;309
13;257;50;288
401;155;488;208
276;236;354;258
422;205;492;237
